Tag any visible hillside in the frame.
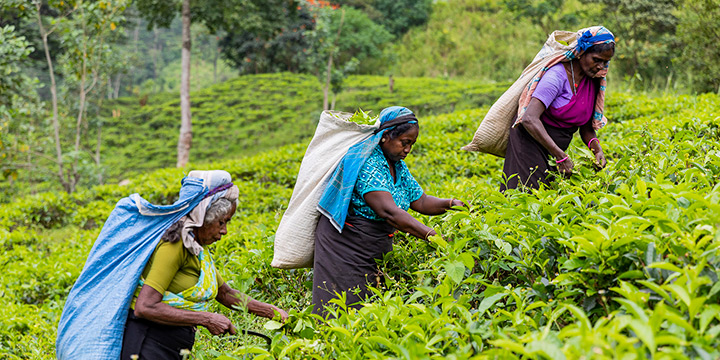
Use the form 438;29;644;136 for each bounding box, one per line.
3;91;720;358
99;73;508;181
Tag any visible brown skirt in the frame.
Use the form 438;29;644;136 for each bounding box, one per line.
500;122;577;191
312;214;395;317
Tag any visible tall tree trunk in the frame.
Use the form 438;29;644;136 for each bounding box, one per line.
95;98;104;185
213;38;219;83
107;75;113;99
323;9;345;111
177;0;192;167
35;3;69;192
323;55;333;111
113;73;122;98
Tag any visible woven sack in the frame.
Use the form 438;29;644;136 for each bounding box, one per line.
462;30;576;157
271;111;378;269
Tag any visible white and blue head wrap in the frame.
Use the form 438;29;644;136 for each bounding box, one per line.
181;170;239;255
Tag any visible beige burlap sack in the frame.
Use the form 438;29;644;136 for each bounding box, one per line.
462;30;577;157
271;111;379;269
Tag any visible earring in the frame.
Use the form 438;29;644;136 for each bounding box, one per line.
381;138;386;142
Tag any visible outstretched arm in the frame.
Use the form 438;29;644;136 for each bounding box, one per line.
134;284;236;335
364;191;437;239
410;194;465;215
215;282;288;321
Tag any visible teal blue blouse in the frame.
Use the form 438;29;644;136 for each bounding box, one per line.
350;145;424;221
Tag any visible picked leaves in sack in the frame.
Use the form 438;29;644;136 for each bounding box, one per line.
343;108;378;125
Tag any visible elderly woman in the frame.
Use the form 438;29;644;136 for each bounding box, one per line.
56;171;286;360
120;172;287;359
313;106;466;316
501;26;615;191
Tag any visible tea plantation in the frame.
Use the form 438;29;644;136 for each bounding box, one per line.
99;73;508;181
2;88;720;359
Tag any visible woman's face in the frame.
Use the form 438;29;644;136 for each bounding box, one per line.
579;49;614;78
381;126;419;163
196;202;237;246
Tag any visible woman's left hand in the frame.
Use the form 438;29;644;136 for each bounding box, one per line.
594;150;607;171
449;199;467;209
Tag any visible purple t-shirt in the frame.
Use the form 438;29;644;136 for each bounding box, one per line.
533;63;573;110
531;63;596;128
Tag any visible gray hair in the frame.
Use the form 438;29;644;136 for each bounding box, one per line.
161;198;235;243
204;198;234;224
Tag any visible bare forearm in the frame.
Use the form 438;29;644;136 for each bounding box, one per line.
382;208;434;239
216;285;282;319
134;302;209;327
579;124;603;154
522;118;565;158
413;195;453;215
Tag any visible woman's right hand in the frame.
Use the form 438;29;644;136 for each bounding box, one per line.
557;156;574;177
203;312;236;335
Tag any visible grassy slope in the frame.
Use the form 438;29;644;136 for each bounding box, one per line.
3;90;720;358
99;73;508;181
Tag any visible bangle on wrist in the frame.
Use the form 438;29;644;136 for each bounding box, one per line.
556;156;569;164
448;198;455;208
425;229;434;239
588;137;599;148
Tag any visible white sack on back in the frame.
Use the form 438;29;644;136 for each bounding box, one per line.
271;110;379;269
461;30;576;157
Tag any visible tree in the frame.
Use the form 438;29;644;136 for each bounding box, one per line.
135;0;300;167
33;0;129;193
303;5;392;109
504;0;579;35
586;0;678;82
0;23;41;183
177;0;192;168
334;0;433;37
675;0;720;93
219;7;315;74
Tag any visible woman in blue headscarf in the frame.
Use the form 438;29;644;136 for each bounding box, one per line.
313;107;466;316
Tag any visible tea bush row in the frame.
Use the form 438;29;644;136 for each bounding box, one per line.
1;92;719;359
96;73;507;181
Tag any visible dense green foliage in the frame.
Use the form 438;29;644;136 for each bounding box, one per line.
674;0;720;93
391;0;545;81
95;73;507;182
586;0;678;83
2;90;719;358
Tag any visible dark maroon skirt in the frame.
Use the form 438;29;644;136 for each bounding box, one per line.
501;122;577;191
312;214;395;317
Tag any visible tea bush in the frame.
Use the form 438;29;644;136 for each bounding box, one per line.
1;92;719;359
96;73;507;182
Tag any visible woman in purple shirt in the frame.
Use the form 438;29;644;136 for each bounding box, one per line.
501;37;615;191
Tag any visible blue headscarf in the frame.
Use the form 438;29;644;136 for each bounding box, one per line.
318;106;418;232
575;27;615;53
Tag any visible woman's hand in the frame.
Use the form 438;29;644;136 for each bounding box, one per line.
557;156;574;177
448;199;467;208
268;305;289;321
203;312;236;335
593;150;607;170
